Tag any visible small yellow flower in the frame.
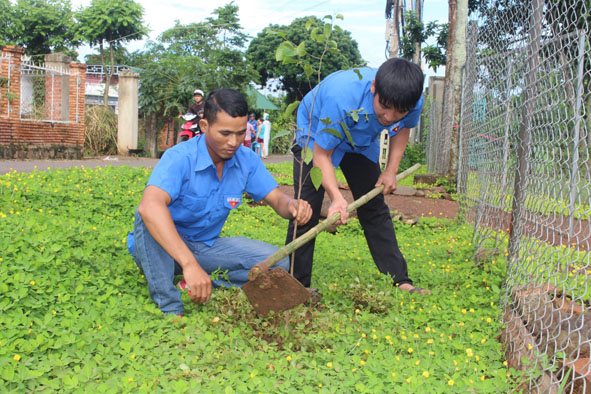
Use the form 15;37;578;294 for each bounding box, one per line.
318;384;322;388
481;375;486;381
486;317;492;323
422;371;430;378
466;348;474;357
406;378;411;383
360;360;366;366
250;372;255;378
361;333;366;338
448;379;455;386
385;335;391;340
30;281;35;286
372;334;377;340
13;354;21;361
127;378;133;382
286;356;292;361
425;327;431;332
407;347;413;354
130;354;136;360
326;362;333;368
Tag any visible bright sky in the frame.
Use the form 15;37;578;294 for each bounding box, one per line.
72;0;448;76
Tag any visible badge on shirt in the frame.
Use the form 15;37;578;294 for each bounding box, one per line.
392;125;400;134
226;197;241;209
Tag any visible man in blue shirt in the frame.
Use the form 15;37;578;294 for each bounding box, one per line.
128;89;312;316
286;58;429;295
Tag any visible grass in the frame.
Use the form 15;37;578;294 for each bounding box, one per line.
0;165;517;392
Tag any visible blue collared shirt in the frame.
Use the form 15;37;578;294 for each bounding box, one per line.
295;67;423;167
145;135;278;245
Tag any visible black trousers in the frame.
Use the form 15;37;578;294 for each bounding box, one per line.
286;145;412;287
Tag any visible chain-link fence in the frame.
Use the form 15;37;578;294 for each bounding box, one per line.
452;0;591;392
20;60;76;123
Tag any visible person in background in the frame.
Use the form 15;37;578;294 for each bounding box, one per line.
179;89;205;118
244;120;254;149
127;89;313;316
255;118;266;158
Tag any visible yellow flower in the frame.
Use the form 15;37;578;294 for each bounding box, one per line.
30;281;35;286
127;378;133;382
466;348;474;357
318;384;322;388
250;372;255;378
407;347;413;354
372;334;377;340
361;333;366;338
13;354;21;361
448;379;455;386
406;378;411;383
130;354;136;360
486;317;492;323
326;362;333;368
286;356;292;361
481;375;486;381
422;371;430;378
360;360;366;366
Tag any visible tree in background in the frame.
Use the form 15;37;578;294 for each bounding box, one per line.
8;0;80;57
399;10;448;73
136;3;257;157
246;16;365;102
0;0;12;48
76;0;147;106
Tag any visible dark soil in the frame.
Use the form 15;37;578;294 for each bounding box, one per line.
277;185;459;220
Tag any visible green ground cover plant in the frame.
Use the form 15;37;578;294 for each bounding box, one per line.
0;165;516;392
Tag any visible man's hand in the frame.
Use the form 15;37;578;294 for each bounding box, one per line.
376;171;398;195
327;195;349;225
182;263;212;304
288;199;313;225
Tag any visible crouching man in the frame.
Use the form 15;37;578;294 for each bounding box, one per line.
127;89;312;315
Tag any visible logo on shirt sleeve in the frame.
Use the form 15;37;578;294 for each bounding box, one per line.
227;197;240;208
392;125;400;134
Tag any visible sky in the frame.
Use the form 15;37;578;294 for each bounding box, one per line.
72;0;448;77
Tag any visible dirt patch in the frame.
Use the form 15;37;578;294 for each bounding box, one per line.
277;185;459;220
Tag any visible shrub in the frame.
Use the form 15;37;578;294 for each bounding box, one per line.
84;105;118;156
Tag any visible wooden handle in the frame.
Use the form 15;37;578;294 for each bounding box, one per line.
254;163;422;273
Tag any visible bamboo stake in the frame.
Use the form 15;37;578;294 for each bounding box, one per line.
256;163;422;272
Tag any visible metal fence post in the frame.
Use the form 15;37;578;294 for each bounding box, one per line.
567;31;587;238
507;0;543;259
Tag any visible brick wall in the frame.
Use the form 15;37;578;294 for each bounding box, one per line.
0;46;87;159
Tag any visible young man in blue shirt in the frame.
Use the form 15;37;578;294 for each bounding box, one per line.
286;58;430;295
128;89;312;316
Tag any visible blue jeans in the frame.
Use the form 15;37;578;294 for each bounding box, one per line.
130;211;290;315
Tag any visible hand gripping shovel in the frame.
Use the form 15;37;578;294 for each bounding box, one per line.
242;164;421;316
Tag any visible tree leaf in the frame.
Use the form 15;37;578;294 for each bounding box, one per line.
296;42;306;57
302;147;314;165
319;117;332;125
303;63;314;78
340;121;355;147
323;23;332;39
336;13;344;20
271;128;292;141
349;111;359;122
305;18;313;31
284;100;300;119
321;128;342;139
310;166;323;190
353;69;363;80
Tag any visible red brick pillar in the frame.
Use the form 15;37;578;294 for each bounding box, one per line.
68;62;87;146
1;46;24;120
44;53;71;122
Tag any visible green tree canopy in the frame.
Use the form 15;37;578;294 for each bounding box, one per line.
137;3;257;118
0;0;12;48
8;0;80;57
76;0;147;105
246;16;365;102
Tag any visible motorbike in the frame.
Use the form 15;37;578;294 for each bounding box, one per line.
177;112;202;143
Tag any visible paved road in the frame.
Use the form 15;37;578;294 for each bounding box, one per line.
0;154;291;175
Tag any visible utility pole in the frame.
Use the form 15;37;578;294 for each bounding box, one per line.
385;0;401;59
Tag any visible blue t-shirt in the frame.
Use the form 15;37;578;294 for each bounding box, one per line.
295;67;423;167
140;135;278;246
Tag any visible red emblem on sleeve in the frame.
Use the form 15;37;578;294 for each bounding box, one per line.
227;197;240;208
